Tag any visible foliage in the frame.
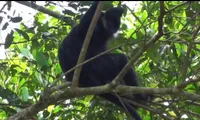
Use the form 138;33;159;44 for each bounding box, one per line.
0;1;200;120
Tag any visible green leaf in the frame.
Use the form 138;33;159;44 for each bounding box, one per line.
141;10;148;22
56;64;62;75
4;107;17;115
21;87;29;101
165;14;173;25
38;22;49;32
2;22;9;30
33;50;49;67
20;47;33;59
4;30;14;49
14;28;30;40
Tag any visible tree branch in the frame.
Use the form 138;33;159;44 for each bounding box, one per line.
14;1;70;23
166;1;189;14
110;1;165;87
8;83;200;120
71;2;104;88
176;76;200;89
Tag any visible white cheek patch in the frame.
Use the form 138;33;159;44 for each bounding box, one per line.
113;31;119;38
102;16;119;37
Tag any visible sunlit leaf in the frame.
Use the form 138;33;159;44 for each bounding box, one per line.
20;47;33;59
14;28;30;40
21;87;29;101
47;105;55;113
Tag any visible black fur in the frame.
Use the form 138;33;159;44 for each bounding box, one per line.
58;1;148;120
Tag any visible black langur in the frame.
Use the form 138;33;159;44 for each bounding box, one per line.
58;1;150;120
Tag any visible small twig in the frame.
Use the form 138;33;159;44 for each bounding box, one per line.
125;4;142;24
110;34;163;87
180;109;200;118
114;93;129;113
166;1;189;14
181;43;191;80
192;24;200;40
185;100;200;107
0;103;29;108
122;98;171;120
158;1;165;35
176;77;200;89
50;82;71;93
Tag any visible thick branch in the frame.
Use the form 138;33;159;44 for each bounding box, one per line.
8;84;200;120
14;1;69;23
